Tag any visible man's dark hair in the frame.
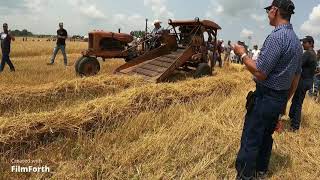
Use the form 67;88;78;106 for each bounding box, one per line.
278;0;295;21
310;41;314;48
278;8;292;21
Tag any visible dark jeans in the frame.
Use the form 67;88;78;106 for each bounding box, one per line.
236;84;288;179
0;52;15;72
289;78;313;130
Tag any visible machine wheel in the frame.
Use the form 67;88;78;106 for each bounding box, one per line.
77;57;100;76
75;56;85;75
193;63;212;78
125;49;138;62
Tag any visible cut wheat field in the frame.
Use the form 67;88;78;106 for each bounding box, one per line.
0;38;319;179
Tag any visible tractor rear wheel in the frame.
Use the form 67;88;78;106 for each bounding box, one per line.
77;57;100;76
193;63;212;78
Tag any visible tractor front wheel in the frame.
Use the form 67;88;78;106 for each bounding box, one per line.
76;57;100;77
75;56;85;75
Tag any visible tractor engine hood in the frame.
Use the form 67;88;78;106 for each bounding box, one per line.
89;31;134;43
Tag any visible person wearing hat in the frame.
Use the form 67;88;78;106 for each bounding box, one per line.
233;0;302;179
48;22;68;66
288;36;317;131
151;20;164;37
148;20;164;49
0;23;15;72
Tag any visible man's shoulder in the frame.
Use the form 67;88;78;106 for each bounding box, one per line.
304;50;316;56
269;29;300;50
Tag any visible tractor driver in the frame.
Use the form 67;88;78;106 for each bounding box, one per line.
148;20;164;49
151;20;164;37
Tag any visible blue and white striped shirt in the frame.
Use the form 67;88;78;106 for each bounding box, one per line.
256;24;303;91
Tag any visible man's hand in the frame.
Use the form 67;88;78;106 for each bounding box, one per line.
233;43;246;56
231;43;267;81
8;31;15;41
58;35;67;39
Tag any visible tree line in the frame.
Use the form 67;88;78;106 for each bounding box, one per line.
10;29;33;37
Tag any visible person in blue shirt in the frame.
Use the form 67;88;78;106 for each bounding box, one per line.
233;0;302;179
0;23;15;72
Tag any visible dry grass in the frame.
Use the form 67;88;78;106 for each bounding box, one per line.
0;39;319;179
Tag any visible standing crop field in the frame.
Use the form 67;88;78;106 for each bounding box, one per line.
0;39;319;179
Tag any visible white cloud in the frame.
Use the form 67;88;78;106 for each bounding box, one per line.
240;28;254;38
208;0;262;16
24;0;50;12
250;14;266;22
112;14;145;31
144;0;174;21
301;4;320;36
68;0;106;20
216;5;224;14
79;5;106;19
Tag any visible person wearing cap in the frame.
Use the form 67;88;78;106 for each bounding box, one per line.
48;22;68;66
288;36;317;131
233;0;302;179
0;23;15;72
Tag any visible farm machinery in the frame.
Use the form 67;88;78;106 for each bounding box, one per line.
74;31;137;76
75;18;221;82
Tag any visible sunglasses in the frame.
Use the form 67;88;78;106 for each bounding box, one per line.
266;6;278;14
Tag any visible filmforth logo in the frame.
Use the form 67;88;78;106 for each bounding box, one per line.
11;166;50;173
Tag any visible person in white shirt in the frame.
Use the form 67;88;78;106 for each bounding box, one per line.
148;20;164;49
251;45;261;61
151;20;164;37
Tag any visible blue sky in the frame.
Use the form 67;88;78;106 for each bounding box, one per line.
0;0;319;48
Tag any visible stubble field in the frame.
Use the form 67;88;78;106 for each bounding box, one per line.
0;38;319;179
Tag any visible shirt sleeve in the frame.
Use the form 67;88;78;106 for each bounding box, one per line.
256;34;282;76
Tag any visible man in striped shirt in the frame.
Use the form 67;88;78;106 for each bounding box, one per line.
233;0;302;179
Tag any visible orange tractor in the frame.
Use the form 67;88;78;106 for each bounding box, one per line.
74;31;138;76
75;18;221;82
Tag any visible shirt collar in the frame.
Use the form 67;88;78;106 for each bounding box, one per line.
273;23;293;33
